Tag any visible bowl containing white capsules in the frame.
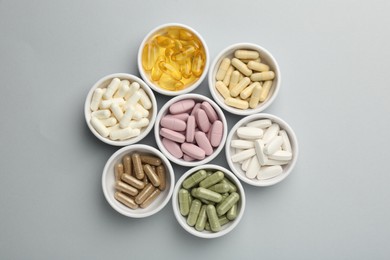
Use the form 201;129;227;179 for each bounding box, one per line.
226;114;298;186
85;73;157;146
208;43;281;115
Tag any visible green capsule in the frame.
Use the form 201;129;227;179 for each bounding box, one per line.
191;188;199;198
200;198;215;205
187;199;202;226
188;192;193;206
205;221;211;231
206;205;221;232
218;215;230;226
178;189;190;216
196;187;222;203
195;205;207;231
206;171;213;177
216;193;230;208
216;192;240;216
227;203;238;220
220;178;237;193
208;183;230;193
183;170;207;189
199;171;225;188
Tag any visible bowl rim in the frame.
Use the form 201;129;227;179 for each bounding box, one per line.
101;144;175;218
154;93;228;167
226;113;299;186
137;22;210;96
208;42;281;115
84;73;157;146
172;164;246;238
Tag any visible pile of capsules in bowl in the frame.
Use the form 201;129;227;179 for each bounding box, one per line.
85;22;298;238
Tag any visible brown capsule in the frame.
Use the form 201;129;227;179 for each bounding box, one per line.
115;192;138;209
132;153;144;179
121;174;145;190
143;164;160;187
115;163;124;181
140;189;161;208
156;165;166;191
123;155;132;176
143;175;149;185
140;155;162;166
115;181;138;197
135;183;155;204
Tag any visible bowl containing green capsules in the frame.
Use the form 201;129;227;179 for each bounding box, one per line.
172;164;246;238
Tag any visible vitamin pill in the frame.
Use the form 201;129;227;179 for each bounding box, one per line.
231;148;256;163
237;127;264;140
169;99;195;114
201;101;218;123
125;82;140;100
247;61;269;72
121;174;145;190
249;83;262;109
179;189;190;216
268;150;292;161
240;82;260;100
230;77;251;98
103;78;121;100
90;117;109;137
208;183;230;193
100;117;117;127
140;189;161;208
241;157;251;171
183;170;207;189
216;192;240;216
231;58;252;76
167;113;190;122
156;165;166;191
250;71;275;82
92;109;111;119
264;136;283;155
259;80;273;102
181;143;206;160
218;216;230;226
229;71;240;90
257;165;283;180
199;171;224;188
162;138;183;158
234;50;259;60
114;80;130;98
90;88;104;111
143;164;160;187
195;109;210;132
209;120;223;147
135;183;155;204
115;192;138;209
132;153;144;180
220;178;237;193
115;181;138;197
128;118;149;129
231;140;254;149
222;66;234;86
254;140;268;165
115;163;124;181
123;155;132;176
246;119;272;129
109;128;140;141
187;199;202;226
216;58;231;81
140;155;162;166
186;115;196;142
192;51;205;77
263;123;280;143
279;130;292;153
110;103;123;121
195;205;207;231
215;81;231;99
195;132;213;156
160;128;185;143
196;187;222;203
226;203;238;220
206;205;221;232
224;97;249;110
142;42;158;71
246;156;261;179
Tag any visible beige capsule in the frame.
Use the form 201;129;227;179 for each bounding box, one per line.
115;192;138;209
216;58;231;81
140;155;162;166
143;164;160;187
123;155;132;176
247;61;270;72
156;165;166;191
229;70;240;90
222;65;234;86
230;77;250;97
240;82;261;100
114;163;124;181
135;183;155;204
121;173;145;190
234;49;260;60
132;153;144;179
225;97;249;110
240;57;261;64
231;58;252;76
259;80;273;102
250;71;275;82
249;84;263;109
115;181;138;197
140;189;161;208
215;81;231;99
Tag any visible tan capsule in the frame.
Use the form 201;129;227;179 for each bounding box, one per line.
231;58;252;76
240;82;260;100
230;77;250;97
240;57;261;64
143;175;149;185
123;155;132;176
143;164;160;187
121;173;145;189
216;58;231;81
115;192;138;209
140;189;161;208
135;183;155;204
249;84;263;109
229;71;240;90
156;165;166;191
222;66;234;86
215;81;231;99
225;97;249;110
132;153;144;179
115;181;139;196
250;71;275;81
247;61;270;72
259;80;273;102
115;163;124;181
140;155;162;166
234;50;260;60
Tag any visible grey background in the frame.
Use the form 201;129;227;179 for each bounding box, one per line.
1;0;389;259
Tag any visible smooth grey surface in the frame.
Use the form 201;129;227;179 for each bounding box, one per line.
1;0;390;259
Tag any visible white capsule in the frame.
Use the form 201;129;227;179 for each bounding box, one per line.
268;150;292;161
100;117;117;127
138;88;152;109
231;148;256;163
263;123;280;144
91;109;111;119
109;127;140;141
279;130;292;153
99;98;125;109
237;127;263;140
231;140;254;149
103;78;121;100
257;165;283;180
125;91;141;108
254;140;268;165
110;103;124;121
119;106;135;129
128;118;150;129
114;80;130;98
264;159;289;166
264;136;283;155
90;88;104;111
246;119;272;129
135;103;149;118
125;82;140;100
246;156;261;179
107;123;120;133
231;58;252;77
90;117;109;138
241;157;252;171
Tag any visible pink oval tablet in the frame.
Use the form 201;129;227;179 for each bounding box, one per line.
186;115;196;142
209;120;224;147
195;131;214;156
190;103;201;116
160;117;186;131
181;143;206;160
162;138;183;158
183;154;195;162
166;113;190;122
160;128;185;143
169;99;195;114
201;101;218;123
196;109;210;132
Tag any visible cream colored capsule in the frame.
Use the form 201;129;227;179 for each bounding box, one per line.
249;84;262;109
229;71;240;90
240;57;261;64
216;58;231;81
90;88;104;111
114;80;130;98
125;82;140;100
250;71;275;82
231;58;252;76
99;98;125;109
128;118;149;129
110;103;124;121
103;78;121;100
230;77;250;97
109;127;140;141
119;106;135;128
222;66;234;86
90;117;109;137
91;109;111;119
100;117;117;127
240;82;260;100
247;61;270;72
225;97;249;110
215;81;231;99
259;80;273;102
234;50;260;60
138;88;152;109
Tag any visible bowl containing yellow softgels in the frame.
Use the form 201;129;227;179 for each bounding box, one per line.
138;23;210;96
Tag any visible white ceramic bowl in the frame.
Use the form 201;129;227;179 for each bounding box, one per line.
209;43;281;115
137;23;210;96
85;73;157;146
226;113;298;186
172;164;246;238
154;94;228;167
102;144;175;218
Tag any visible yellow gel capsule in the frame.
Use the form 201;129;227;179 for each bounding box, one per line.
151;56;166;81
192;51;205;77
173;39;184;52
142;42;158;71
180;58;192;79
179;29;193;40
167;28;180;39
155;35;174;48
173;45;196;61
158;74;184;91
159;62;182;81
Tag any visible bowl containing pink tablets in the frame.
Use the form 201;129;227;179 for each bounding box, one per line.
154;93;228;167
226;113;298;186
